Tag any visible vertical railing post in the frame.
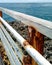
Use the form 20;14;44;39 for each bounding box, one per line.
0;11;2;17
28;26;44;65
0;11;2;23
0;11;2;24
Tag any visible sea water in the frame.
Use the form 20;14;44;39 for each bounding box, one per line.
0;3;52;22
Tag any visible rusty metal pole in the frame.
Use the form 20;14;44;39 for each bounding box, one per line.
0;11;2;24
28;26;44;65
0;11;2;23
0;11;2;17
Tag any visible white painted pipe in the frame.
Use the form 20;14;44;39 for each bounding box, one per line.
0;29;16;65
0;28;21;65
0;24;24;62
0;17;51;65
0;7;52;39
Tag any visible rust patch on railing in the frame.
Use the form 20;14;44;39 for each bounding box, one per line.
23;37;32;65
23;40;29;47
0;11;2;17
28;26;44;65
23;55;32;65
28;26;36;45
23;26;44;65
28;26;44;54
0;11;2;25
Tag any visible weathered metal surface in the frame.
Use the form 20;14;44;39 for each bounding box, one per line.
0;29;16;65
0;17;51;65
1;24;32;65
28;26;44;54
0;19;32;65
23;55;32;65
0;17;25;46
0;7;52;39
0;11;2;17
0;24;24;63
28;26;44;65
0;28;21;65
0;10;4;65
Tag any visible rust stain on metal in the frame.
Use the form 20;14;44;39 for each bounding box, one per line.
23;40;29;47
0;11;2;17
23;55;32;65
28;26;44;65
28;26;36;45
28;26;44;54
35;36;44;54
0;11;2;24
23;40;33;49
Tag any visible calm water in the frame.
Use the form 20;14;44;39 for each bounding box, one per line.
0;3;52;22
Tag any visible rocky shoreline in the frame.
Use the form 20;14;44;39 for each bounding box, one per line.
0;20;52;65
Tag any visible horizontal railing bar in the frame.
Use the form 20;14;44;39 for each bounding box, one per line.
0;28;16;65
0;7;52;39
0;24;24;63
0;17;51;65
0;28;21;65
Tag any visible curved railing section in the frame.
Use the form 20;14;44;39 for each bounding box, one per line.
0;7;52;39
0;7;52;65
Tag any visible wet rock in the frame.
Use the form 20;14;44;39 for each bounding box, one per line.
18;26;25;31
47;47;52;51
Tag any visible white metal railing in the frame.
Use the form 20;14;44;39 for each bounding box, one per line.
0;24;24;62
0;7;52;65
0;7;52;39
0;28;17;65
0;17;51;65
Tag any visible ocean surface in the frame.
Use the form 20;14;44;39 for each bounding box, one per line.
0;3;52;22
